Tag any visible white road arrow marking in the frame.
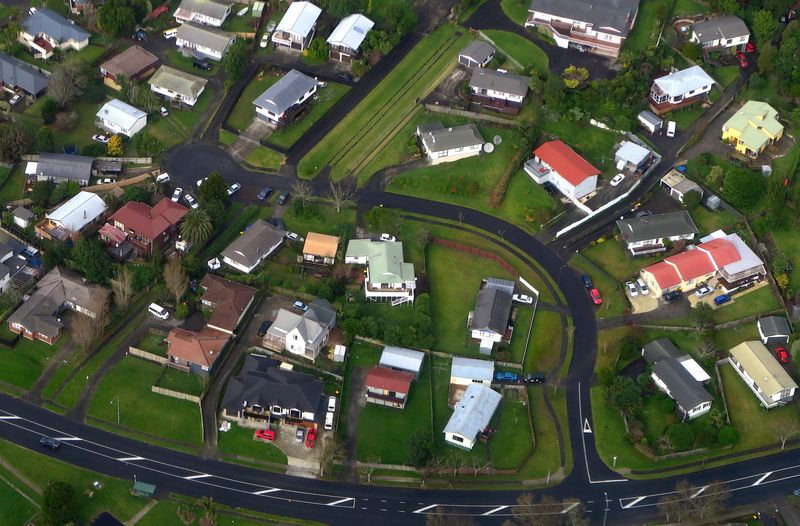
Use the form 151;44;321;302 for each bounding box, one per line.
621;496;646;509
583;419;592;433
752;472;772;486
327;497;354;506
481;506;508;516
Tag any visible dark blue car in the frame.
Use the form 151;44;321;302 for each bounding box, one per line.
714;294;732;305
581;275;593;289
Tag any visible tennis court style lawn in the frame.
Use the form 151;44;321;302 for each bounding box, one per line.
482;30;549;73
297;24;471;183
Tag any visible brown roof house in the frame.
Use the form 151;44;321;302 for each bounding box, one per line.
7;267;109;345
302;232;340;266
166;326;229;375
99;46;159;91
365;366;414;409
199;274;257;335
102;198;188;256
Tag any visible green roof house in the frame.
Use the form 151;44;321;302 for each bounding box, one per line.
345;239;416;306
721;101;784;158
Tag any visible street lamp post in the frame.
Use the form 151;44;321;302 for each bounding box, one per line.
613;456;618;468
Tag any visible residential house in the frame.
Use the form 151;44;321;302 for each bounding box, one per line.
174;0;232;27
416;122;484;165
19;8;90;60
458;40;495;68
0;240;28;293
252;69;317;126
637;110;663;134
615;210;699;255
344;239;416;305
614;140;651;172
660;169;703;203
220;219;285;273
469;278;515;355
648;65;715;115
12;207;34;229
7;267;109;344
302;232;340;266
175;22;236;61
148;65;208;107
36;191;107;242
690;15;750;53
449;356;494;407
524;0;640;57
721;101;784;158
98;222;133;261
524;140;600;203
263;305;331;361
167;326;229;375
469;68;530;114
443;383;502;450
221;354;326;429
27;153;93;186
379;346;425;379
103;198;188;256
327;14;374;62
199;274;257;335
640;230;766;296
99;46;159;91
728;341;797;409
0;52;49;100
642;339;712;421
96;99;147;137
364;366;414;409
757;316;791;345
272;1;322;51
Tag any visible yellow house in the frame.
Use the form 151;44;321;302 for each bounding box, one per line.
721;100;783;158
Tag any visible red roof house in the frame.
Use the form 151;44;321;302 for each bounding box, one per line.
699;238;739;268
167;326;229;374
642;261;682;290
364;366;414;409
107;198;188;255
200;274;257;334
532;140;600;200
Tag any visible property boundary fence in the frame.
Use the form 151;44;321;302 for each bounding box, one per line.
151;385;201;404
423;104;516;127
431;237;519;277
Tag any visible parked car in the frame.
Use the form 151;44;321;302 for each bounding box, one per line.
63;144;78;155
8;94;22;106
713;294;732;305
634;209;653;218
636;278;649;295
28;7;38;15
155;172;170;184
695;285;712;297
171;187;183;202
610;173;625;187
663;290;682;302
257;186;273;200
294;427;306;444
581;275;594;289
328;396;337;413
292;300;308;312
39;437;61;450
196;177;208;187
257;320;272;337
160;106;169;117
260;32;271;47
286;232;301;241
207;257;221;270
542;182;558;196
184;194;199;209
776;347;790;364
745;41;756;53
276;191;290;205
324;411;334;431
626;281;638;297
524;372;546;384
227;182;241;196
193;59;212;71
336;72;353;82
666;121;676;137
92;134;109;143
590;288;602;305
512;293;533;304
305;428;317;448
148;303;170;320
270;217;285;230
494;371;519;383
736;51;749;69
255;429;275;441
379;233;396;242
163;27;178;39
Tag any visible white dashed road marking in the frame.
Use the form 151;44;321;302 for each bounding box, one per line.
752;472;772;486
116;456;145;462
413;504;438;514
327;497;354;506
482;506;508;516
253;489;280;495
621;496;646;509
183;474;211;480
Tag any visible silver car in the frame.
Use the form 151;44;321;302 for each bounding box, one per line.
294;427;306;444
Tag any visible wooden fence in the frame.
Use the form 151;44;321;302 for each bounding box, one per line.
423;104;516;127
431;237;520;277
129;347;168;365
20;155;152;164
151;385;201;404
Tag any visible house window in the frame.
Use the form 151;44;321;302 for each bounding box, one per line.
451;435;464;443
270;405;282;413
289;409;301;419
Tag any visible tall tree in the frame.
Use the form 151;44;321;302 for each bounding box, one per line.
163;256;189;307
0;123;32;163
176;503;195;525
222;40;249;79
107;134;124;156
327;179;356;212
30;180;56;207
71;238;113;283
318;435;344;477
753;9;780;45
98;0;147;37
292;180;313;208
199;171;228;205
71;297;109;352
773;420;800;450
43;481;77;526
48;57;88;108
111;266;134;311
196;496;217;526
37;127;55;153
180;209;213;247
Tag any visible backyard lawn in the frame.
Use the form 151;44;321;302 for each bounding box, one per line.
770;227;800;290
0;165;26;205
226;71;281;131
671;0;707;15
49;101;105;154
710;65;741;88
596;326;705;372
87;356;203;445
244;145;284;171
712;285;781;324
500;0;531;25
491;394;533;470
217;424;288;465
580;239;661;283
623;0;671;53
669;105;705;131
166;49;219;77
523;310;563;373
0;472;38;526
540;118;620;174
481;30;548;73
0;326;66;393
282;201;356;238
147;89;213;149
267;83;350;149
690;205;739;236
155;367;206;397
137;332;168;357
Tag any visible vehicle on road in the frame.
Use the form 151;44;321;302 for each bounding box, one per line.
257;186;273;200
663;290;682;302
276;191;289;205
636;278;649;295
294;427;306;444
590;288;602;305
148;303;170;320
736;51;749;69
512;293;533;304
184;194;199;209
171;187;183;202
379;233;395;242
524;373;546;384
292;300;308;312
626;281;638;297
305;428;317;448
40;437;61;450
695;285;712;297
227;182;241;196
257;320;272;337
714;294;732;305
776;347;790;364
666;121;676;137
581;275;593;289
610;173;625;187
494;371;519;383
255;429;275;441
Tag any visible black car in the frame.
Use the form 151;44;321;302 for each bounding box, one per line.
257;320;272;337
276;191;289;205
580;274;593;289
336;72;353;82
524;373;546;384
663;290;682;302
40;437;61;450
193;59;212;71
257;186;273;200
542;182;557;196
270;218;285;230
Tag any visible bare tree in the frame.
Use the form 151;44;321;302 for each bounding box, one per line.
774;420;800;450
71;296;109;352
292;180;312;207
466;454;489;477
196;496;217;526
318;435;344;477
657;480;730;523
509;493;563;526
176;503;195;525
446;451;467;477
110;266;134;311
359;455;380;483
327;179;356;213
48;57;88;108
163;256;188;307
426;509;476;526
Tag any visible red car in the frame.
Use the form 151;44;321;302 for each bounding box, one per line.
745;41;756;53
305;428;317;448
736;51;749;69
590;288;602;305
776;347;790;364
255;429;275;442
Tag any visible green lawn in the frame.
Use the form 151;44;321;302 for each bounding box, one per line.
507;306;534;364
219;128;238;146
50;100;105;154
710;65;741;88
282;201;356;238
244;145;284;170
671;0;707;15
147;88;213;150
87;356;203;444
268;83;350;149
137;332;168;357
623;0;671;53
500;0;530;25
581;239;661;283
0;326;66;393
0;164;26;206
491;396;533;469
690;205;739;236
356;357;433;464
137;500;303;526
338;342;381;438
770;227;800;291
516;387;563;478
714;323;760;354
569;253;627;318
221;7;258;33
226;71;281;131
166;49;219;77
155;367;206;396
712;285;781;324
669;105;705;131
596;326;705;372
298;24;471;183
73;44;107;65
540;118;620;174
198;203;267;260
481;30;548;73
523;310;563;373
217;424;288;465
0;473;38;526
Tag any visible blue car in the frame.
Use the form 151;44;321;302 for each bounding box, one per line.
494;371;519;383
581;275;593;289
713;294;732;305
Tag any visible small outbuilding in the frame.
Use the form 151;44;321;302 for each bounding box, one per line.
614;141;650;172
757;316;791;345
458;40;496;68
12;206;34;229
379;346;425;379
637;110;663;134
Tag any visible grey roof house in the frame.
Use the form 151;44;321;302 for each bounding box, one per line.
443;383;502;450
690;15;750;52
643;338;712;421
175;22;235;61
12;206;34;229
469;277;515;355
26;153;93;186
253;69;318;126
305;298;337;329
469;68;530;114
616;210;699;255
757;316;791;345
221;219;285;274
661;169;703;203
416;122;484;165
379;346;425;379
0;52;49;98
19;8;90;60
458;40;495;68
263;306;331;361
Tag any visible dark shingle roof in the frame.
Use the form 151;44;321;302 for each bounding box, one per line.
0;52;49;95
652;359;713;411
470;278;515;335
529;0;639;36
252;69;317;116
758;316;791;338
616;211;698;244
470;68;530;97
460;40;495;64
35;153;93;181
692;15;750;42
22;8;90;44
642;338;681;364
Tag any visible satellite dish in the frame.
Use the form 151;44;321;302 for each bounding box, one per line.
493;135;502;145
483;143;494;153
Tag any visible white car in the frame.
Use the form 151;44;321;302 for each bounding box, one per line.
208;257;221;270
227;182;241;196
636;278;649;295
28;7;37;15
148;303;170;320
196;177;208;187
92;134;109;143
379;233;396;242
610;173;626;187
512;293;533;304
286;232;301;241
160;106;169;117
8;94;21;106
155;172;170;184
184;194;199;209
171;187;183;202
260;32;270;48
666;121;676;137
695;285;712;297
626;281;639;297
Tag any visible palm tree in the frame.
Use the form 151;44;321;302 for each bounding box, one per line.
180;208;212;247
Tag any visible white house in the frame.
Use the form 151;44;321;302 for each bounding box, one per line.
272;1;321;51
264;308;329;361
149;65;208;107
649;65;715;115
524;139;600;203
344;239;416;306
614;140;651;172
469;278;515;355
469;68;530;114
174;0;231;27
36;191;107;241
458;40;495;68
690;15;750;52
19;8;90;60
252;69;317;126
327;14;374;62
175;22;235;61
615;211;699;255
416;122;484;165
450;357;494;387
443;383;502;450
729;341;797;409
96;99;147;137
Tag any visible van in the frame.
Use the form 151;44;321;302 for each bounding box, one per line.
327;396;337;413
324;412;334;431
148;303;170;320
155;172;170;184
163;28;178;39
666;120;676;137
